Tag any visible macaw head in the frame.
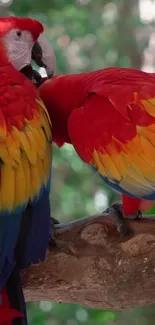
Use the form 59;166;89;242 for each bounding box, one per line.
0;16;56;83
0;16;43;74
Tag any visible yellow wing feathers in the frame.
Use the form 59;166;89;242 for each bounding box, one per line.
87;92;155;198
141;98;155;118
92;124;155;197
0;98;52;213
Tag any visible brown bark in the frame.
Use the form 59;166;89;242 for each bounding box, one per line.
115;0;142;69
21;213;155;310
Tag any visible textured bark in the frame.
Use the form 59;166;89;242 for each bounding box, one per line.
21;213;155;310
115;0;143;69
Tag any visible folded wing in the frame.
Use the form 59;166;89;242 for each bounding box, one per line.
68;73;155;202
0;69;52;288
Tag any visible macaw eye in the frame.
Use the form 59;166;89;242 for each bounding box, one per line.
16;30;22;37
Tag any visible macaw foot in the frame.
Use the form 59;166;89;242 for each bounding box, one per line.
103;203;141;238
49;217;60;247
125;209;142;220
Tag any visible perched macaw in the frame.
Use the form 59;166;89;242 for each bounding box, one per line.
0;17;53;324
35;67;155;231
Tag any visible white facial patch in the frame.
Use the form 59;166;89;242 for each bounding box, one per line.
2;28;34;71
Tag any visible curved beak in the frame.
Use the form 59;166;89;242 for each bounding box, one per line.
20;34;56;87
20;63;43;87
32;34;56;79
32;41;53;78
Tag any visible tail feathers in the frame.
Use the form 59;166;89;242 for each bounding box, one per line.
122;194;155;215
0;210;23;276
15;189;51;269
0;287;22;325
122;195;141;216
139;200;155;213
0;266;27;325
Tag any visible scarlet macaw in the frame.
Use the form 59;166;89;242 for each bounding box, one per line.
33;67;155;232
0;17;53;324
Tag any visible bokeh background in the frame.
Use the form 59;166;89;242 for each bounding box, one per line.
0;0;155;324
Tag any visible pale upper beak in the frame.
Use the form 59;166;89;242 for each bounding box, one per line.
20;34;55;87
32;34;56;78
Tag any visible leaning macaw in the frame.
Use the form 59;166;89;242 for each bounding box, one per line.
35;67;155;231
0;17;53;324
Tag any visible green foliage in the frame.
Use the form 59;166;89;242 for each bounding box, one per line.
27;302;116;325
6;0;155;324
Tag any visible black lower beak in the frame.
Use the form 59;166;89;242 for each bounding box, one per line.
32;41;45;69
20;64;46;88
32;41;54;79
20;41;54;87
32;70;44;87
20;64;34;81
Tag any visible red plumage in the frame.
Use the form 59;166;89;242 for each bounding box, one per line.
0;287;22;324
122;196;141;216
0;16;47;323
0;64;38;132
0;17;43;41
39;68;155;215
122;195;155;215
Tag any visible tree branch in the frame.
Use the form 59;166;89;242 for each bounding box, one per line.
21;213;155;310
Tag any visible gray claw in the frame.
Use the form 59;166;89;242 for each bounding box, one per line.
49;217;59;247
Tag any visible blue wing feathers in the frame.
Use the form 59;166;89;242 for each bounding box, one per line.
0;210;23;289
5;265;28;325
16;187;51;269
0;184;51;325
0;182;51;288
91;166;155;200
